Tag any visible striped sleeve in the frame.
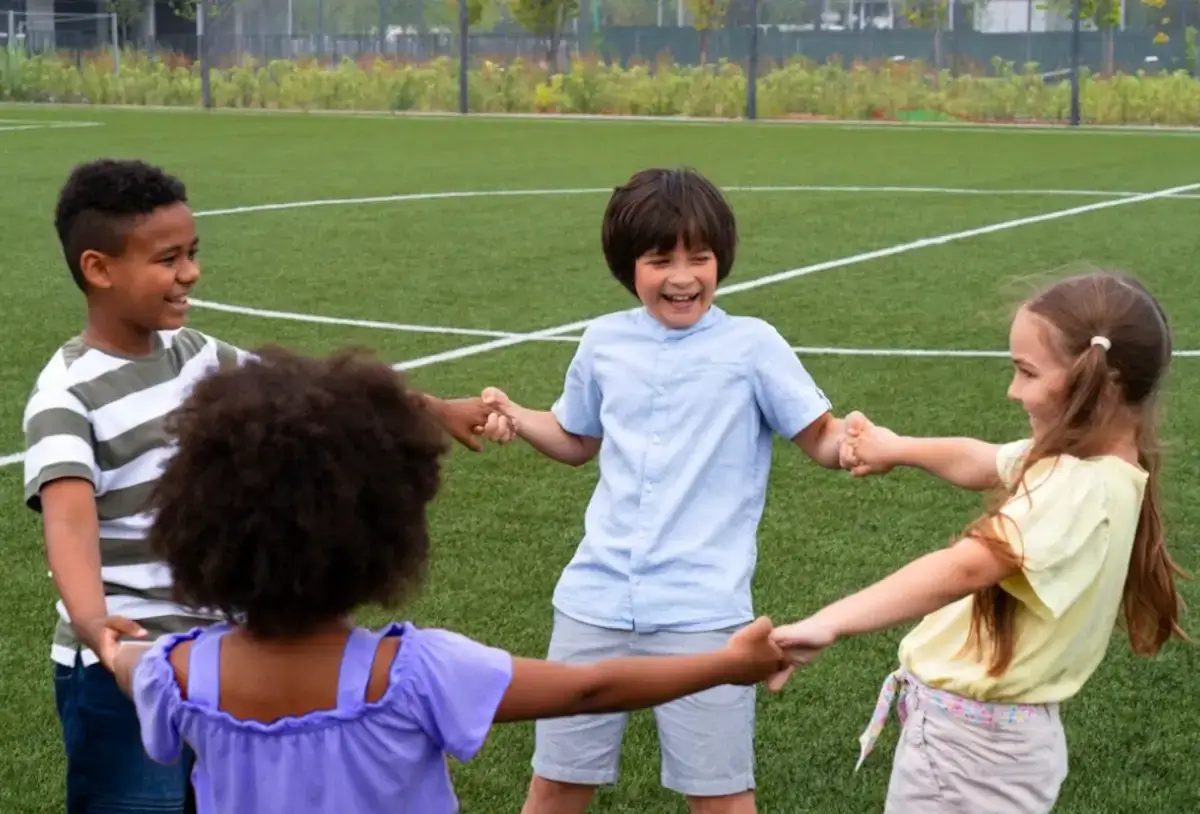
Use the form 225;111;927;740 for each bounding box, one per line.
208;335;254;370
24;384;97;512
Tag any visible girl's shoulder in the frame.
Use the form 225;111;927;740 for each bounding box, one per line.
999;438;1142;490
132;621;514;732
998;439;1087;493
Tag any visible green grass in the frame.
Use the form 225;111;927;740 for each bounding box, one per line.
1;107;1199;813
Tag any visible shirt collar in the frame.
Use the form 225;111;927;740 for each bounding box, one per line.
637;304;726;341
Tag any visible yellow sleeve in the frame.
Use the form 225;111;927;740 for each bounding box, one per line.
996;439;1033;489
992;456;1109;620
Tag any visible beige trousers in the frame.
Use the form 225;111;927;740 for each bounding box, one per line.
883;679;1069;813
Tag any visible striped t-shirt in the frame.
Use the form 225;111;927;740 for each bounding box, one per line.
23;327;249;667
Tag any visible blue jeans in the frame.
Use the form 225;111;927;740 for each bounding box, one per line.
54;656;196;814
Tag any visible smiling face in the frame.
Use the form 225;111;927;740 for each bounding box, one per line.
1007;305;1073;439
632;238;719;329
601;168;737;321
81;202;200;341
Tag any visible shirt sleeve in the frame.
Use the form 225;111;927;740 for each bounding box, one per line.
550;329;603;438
996;438;1034;489
993;456;1110;620
212;338;255;370
751;323;832;439
22;384;97;512
131;636;188;765
403;628;515;762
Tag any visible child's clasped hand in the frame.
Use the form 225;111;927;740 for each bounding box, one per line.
839;411;903;477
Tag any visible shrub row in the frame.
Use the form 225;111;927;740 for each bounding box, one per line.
3;48;1200;125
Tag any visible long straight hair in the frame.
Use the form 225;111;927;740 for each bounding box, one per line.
961;272;1188;675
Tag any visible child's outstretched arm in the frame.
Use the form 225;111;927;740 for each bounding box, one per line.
765;536;1021;691
792;412;848;470
493;616;787;722
844;412;1003;491
791;538;1019;641
40;480;106;641
480;387;600;467
414;393;496;452
108;639;152;697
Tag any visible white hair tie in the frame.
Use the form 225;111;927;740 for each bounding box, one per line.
1091;336;1111;351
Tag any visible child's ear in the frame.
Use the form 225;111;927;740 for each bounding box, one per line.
79;250;115;290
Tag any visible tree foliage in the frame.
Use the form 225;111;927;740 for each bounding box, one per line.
901;0;950;28
508;0;578;37
105;0;145;38
507;0;577;72
685;0;729;63
685;0;730;29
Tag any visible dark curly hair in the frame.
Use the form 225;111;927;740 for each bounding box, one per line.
147;345;449;639
54;158;189;291
601;167;738;296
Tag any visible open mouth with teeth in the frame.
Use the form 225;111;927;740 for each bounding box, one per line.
662;292;701;304
165;293;190;309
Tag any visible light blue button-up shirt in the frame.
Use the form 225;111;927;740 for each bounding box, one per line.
550;305;832;634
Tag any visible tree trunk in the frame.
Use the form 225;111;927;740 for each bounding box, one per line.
546;4;564;74
699;28;710;64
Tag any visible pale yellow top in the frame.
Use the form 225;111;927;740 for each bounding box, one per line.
897;439;1148;704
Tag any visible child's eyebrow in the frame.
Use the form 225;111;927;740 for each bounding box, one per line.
153;239;196;257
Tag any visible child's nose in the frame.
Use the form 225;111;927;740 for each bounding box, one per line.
177;260;201;284
668;263;693;282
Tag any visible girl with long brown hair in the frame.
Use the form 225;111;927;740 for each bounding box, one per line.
767;271;1188;812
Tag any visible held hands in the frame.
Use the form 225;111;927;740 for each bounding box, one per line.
839;410;903;478
764;616;839;692
479;387;520;444
80;615;147;673
420;394;516;451
723;616;792;689
424;396;495;452
722;616;838;693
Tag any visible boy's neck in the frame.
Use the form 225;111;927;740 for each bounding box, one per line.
82;313;160;358
643;303;718;331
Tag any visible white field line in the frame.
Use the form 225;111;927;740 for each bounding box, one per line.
3;180;1196;470
189;298;536;339
0;120;102;132
389;180;1200;372
190;186;1200;219
185;303;1200;360
4;101;1200;138
389;111;1200;139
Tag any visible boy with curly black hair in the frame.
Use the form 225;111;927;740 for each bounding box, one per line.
24;158;494;813
95;345;791;814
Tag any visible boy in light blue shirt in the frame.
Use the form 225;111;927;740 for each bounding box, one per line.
482;167;849;814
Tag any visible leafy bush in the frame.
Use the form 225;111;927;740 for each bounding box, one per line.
4;48;1200;125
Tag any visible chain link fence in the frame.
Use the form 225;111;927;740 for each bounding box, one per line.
2;0;1199;123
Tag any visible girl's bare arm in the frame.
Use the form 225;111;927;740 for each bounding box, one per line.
890;436;1004;491
493;617;786;722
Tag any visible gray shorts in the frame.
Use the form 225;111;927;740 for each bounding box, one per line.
885;679;1068;813
531;610;756;797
